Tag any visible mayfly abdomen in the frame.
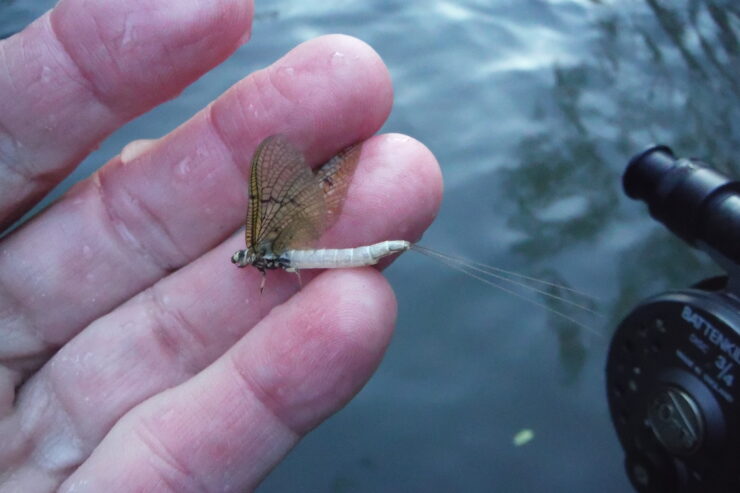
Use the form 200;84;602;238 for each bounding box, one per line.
284;240;411;269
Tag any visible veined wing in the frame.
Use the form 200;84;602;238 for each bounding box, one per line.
245;135;327;255
315;142;362;229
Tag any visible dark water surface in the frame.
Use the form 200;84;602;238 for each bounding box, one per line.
2;1;738;491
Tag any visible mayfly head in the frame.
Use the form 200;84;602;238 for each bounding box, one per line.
231;249;255;268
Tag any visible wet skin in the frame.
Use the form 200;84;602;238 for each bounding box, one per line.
0;1;443;491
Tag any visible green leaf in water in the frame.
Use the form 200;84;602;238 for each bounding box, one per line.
513;429;535;447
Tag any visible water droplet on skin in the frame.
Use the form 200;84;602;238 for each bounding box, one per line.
41;65;52;83
330;51;346;65
82;245;92;258
121;14;135;47
121;139;157;164
62;479;90;492
176;157;192;178
0;131;21;165
278;66;295;77
388;134;412;144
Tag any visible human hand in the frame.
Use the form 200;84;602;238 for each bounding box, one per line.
0;0;442;491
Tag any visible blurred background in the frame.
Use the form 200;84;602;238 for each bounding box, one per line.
2;0;738;491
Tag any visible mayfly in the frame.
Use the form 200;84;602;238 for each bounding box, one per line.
232;135;600;332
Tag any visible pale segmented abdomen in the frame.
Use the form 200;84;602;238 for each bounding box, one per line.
283;240;411;269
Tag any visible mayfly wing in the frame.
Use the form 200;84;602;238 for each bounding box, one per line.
315;142;362;228
246;135;328;255
273;140;363;253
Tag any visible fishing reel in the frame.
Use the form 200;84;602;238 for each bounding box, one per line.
606;146;740;493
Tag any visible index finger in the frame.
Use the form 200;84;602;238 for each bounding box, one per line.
0;0;252;229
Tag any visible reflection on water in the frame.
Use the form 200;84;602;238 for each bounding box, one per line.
1;1;738;492
504;0;736;319
499;0;738;400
